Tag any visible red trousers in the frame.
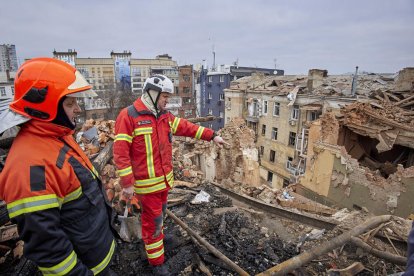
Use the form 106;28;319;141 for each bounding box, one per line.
137;189;169;266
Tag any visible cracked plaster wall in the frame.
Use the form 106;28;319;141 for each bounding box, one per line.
300;113;414;217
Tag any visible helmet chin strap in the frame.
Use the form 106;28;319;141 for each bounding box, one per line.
147;90;161;117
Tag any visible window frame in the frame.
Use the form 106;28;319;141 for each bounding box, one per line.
271;127;278;140
273;102;280;116
269;150;276;162
261;124;266;136
288;131;296;146
291;105;299;120
267;171;273;183
263;100;268;115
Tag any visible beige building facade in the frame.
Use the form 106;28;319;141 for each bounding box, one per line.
224;70;392;189
53;50;178;121
225;68;414;216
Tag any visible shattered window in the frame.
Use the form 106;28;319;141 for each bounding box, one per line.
263;100;268;114
267;171;273;183
308;111;319;121
270;150;276;162
291;105;299;120
271;127;278;140
288;132;296;146
273;102;280;116
261;124;266;136
286;157;294;170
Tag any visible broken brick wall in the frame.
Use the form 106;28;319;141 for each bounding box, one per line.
173;118;260;188
328;150;414;217
300;112;414;217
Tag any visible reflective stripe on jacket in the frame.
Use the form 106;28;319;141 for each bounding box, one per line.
0;120;115;275
113;98;214;194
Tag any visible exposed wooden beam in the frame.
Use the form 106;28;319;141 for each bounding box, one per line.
395;93;414;106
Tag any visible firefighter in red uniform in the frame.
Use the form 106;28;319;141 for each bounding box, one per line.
113;74;227;275
0;58;116;275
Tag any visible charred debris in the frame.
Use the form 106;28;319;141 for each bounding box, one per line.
0;67;414;275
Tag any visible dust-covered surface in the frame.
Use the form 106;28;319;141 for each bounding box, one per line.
109;183;408;275
111;183;298;275
0;182;409;275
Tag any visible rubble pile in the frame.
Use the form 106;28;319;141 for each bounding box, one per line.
75;119;126;212
112;183;408;275
112;183;298;275
228;71;397;98
172;137;212;185
77;119;116;158
341;101;414;128
173;117;260;188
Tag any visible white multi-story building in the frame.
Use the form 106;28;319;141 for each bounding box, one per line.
0;44;18;73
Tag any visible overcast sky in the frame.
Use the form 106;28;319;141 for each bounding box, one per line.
2;0;413;74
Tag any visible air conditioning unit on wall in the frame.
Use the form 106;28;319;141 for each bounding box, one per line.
289;120;296;126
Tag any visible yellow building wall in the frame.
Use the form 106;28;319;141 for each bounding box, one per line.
257;96;299;189
224;91;244;124
300;120;335;197
300;147;334;197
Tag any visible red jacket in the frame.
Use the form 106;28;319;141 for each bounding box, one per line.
0;120;115;275
113;98;214;194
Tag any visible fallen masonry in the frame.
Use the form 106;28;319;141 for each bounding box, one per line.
0;118;412;275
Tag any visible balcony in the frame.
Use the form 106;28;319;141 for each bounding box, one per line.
246;115;259;123
286;157;306;176
246;109;260;123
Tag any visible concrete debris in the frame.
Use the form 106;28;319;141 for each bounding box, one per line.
78;119;116;158
228;69;400;98
190;190;211;204
173;117;259;188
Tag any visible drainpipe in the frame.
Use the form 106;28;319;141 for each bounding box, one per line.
351;66;359;97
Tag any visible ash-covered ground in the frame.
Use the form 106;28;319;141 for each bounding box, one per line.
111;184;298;275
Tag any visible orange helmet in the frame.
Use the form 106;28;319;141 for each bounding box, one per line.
10;57;96;121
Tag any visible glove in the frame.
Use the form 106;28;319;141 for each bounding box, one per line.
213;135;230;148
122;186;134;200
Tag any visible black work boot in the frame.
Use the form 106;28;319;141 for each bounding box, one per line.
152;263;170;276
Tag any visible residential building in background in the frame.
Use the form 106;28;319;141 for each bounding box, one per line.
176;65;196;118
53;50;178;121
0;44;17;109
0;44;19;73
200;65;283;130
224;68;400;190
130;54;177;95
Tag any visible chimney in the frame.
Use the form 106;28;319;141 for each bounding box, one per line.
395;67;414;92
307;69;328;93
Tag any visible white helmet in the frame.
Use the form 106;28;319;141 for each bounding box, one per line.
143;74;174;94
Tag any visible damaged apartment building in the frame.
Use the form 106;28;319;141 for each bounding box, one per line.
223;67;414;217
